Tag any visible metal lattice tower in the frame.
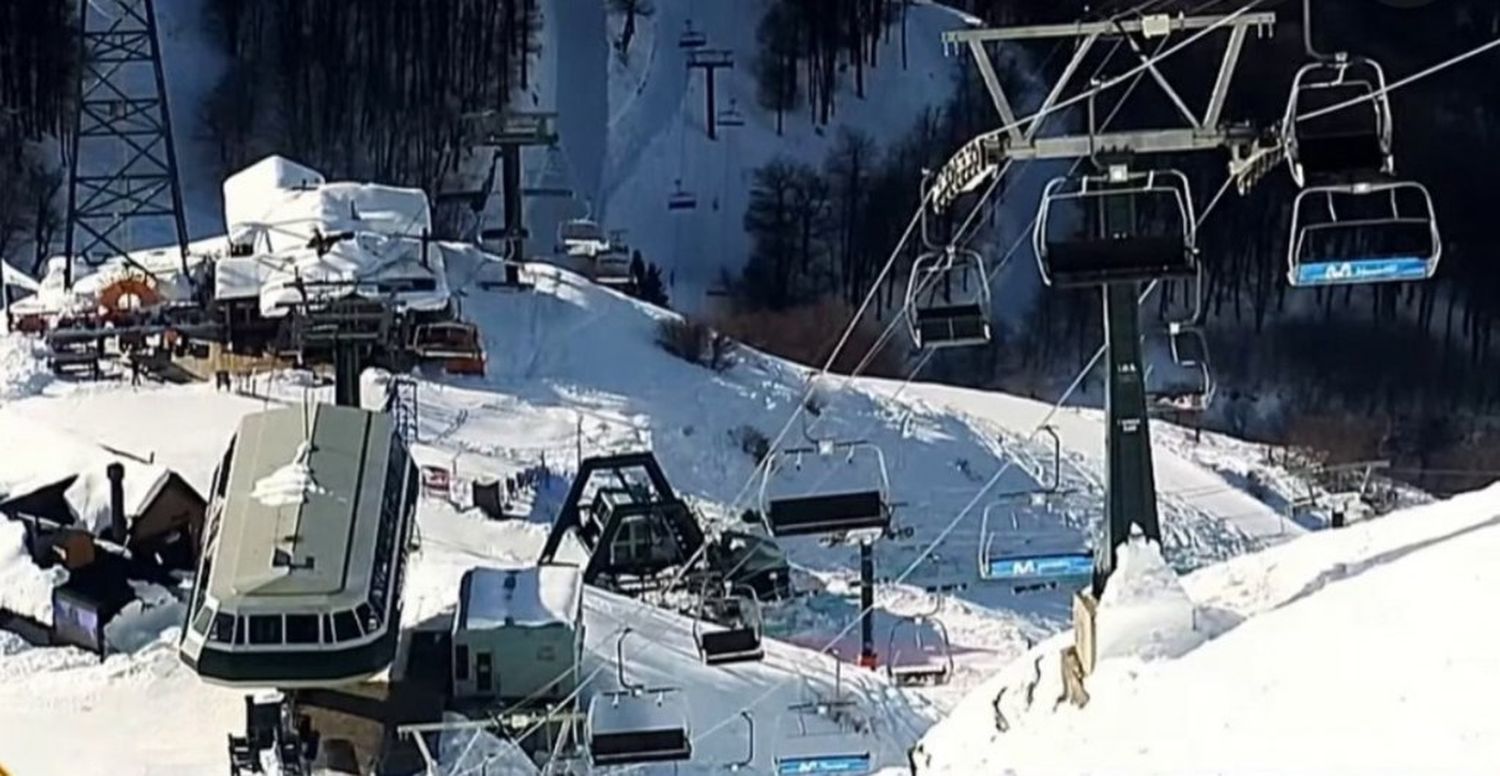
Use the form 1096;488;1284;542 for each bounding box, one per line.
64;0;190;288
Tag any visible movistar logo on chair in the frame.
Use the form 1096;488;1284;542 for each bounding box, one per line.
987;553;1093;580
1296;257;1429;285
776;753;872;775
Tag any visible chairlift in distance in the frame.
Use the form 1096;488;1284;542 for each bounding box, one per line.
679;18;708;50
885;595;955;687
774;702;872;776
1282;53;1395;188
410;321;486;376
668;179;699;211
1287;179;1440;287
758;439;892;541
1033;165;1197;288
1146;321;1214;414
557;218;610;258
693;583;765;666
718;98;747;129
586;629;692;766
905;170;992;349
592;241;635;288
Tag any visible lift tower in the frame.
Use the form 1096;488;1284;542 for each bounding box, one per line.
462;110;560;267
932;9;1277;595
64;0;190;289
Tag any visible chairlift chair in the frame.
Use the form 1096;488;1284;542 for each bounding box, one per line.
718;99;747;129
668;179;699;211
679;19;708;49
885;599;955;687
977;500;1093;593
759;441;892;540
593;246;635;288
1033;167;1197;288
587;630;693;766
1287;180;1440;287
905;245;992;349
775;706;872;776
557;218;609;257
410;321;486;376
693;584;765;666
1282;55;1394;188
1146;323;1214;413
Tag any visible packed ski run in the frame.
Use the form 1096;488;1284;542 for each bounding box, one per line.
2;0;1497;774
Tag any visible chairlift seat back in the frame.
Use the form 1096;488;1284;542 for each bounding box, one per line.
767;491;888;538
915;303;990;348
775;752;872;775
700;627;764;665
1045;235;1193;288
668;190;698;211
1292;82;1389;179
589;693;692;765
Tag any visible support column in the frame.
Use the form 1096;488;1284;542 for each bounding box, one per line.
1097;282;1162;595
859;541;876;668
500;144;524;262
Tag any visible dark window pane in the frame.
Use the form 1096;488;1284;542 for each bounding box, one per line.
322;614;335;643
248;615;282;645
285;614;319;644
334;610;361;642
234;617;247;645
210;612;236;643
454;644;469;680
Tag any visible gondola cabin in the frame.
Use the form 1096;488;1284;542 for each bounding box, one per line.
178;404;417;687
451;564;584;704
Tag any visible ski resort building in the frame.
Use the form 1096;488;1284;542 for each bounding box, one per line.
451;564;584;703
214;155;452;341
179;403;418;687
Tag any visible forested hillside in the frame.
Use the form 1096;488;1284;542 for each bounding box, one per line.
726;0;1500;489
0;0;73;270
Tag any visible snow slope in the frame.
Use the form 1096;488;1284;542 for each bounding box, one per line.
526;0;978;310
917;483;1500;775
0;253;1326;773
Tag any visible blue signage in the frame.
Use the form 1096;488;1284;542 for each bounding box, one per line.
775;753;872;775
1295;257;1430;286
985;553;1094;582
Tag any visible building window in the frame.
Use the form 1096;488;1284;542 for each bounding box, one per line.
191;606;213;636
210;612;236;644
285;614;319;645
454;644;469;681
334;610;361;642
247;615;283;645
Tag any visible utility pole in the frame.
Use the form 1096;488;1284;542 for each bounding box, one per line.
686;49;734;141
64;0;190;290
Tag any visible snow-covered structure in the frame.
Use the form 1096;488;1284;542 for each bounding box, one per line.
216;155;450;319
451;564;584;703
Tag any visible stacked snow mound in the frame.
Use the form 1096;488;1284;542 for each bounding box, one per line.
0;521;65;624
0;332;53;402
917;483;1500;775
1095;539;1203;662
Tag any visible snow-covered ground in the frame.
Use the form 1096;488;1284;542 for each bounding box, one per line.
0;250;1337;773
917;484;1500;775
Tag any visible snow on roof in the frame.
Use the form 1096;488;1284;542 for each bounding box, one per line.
0;413;171;535
223;155;431;255
2;260;40;293
0;520;65;624
459;565;583;630
254;233;450;318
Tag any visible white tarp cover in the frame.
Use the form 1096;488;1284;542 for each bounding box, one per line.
460;564;583;630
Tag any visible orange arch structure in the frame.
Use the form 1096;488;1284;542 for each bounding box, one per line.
97;276;162;319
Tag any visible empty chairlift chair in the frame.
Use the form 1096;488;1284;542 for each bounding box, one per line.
758;441;892;540
1033;167;1197;288
410;321;486;376
775;705;872;776
587;629;692;766
905;245;992;349
1287;180;1440;286
667;179;698;211
717;99;747;129
678;18;707;49
557;218;609;257
977;499;1093;593
694;584;765;666
1282;55;1394;188
885;600;955;687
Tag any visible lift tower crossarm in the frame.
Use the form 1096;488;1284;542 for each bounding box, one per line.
941;12;1276;44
